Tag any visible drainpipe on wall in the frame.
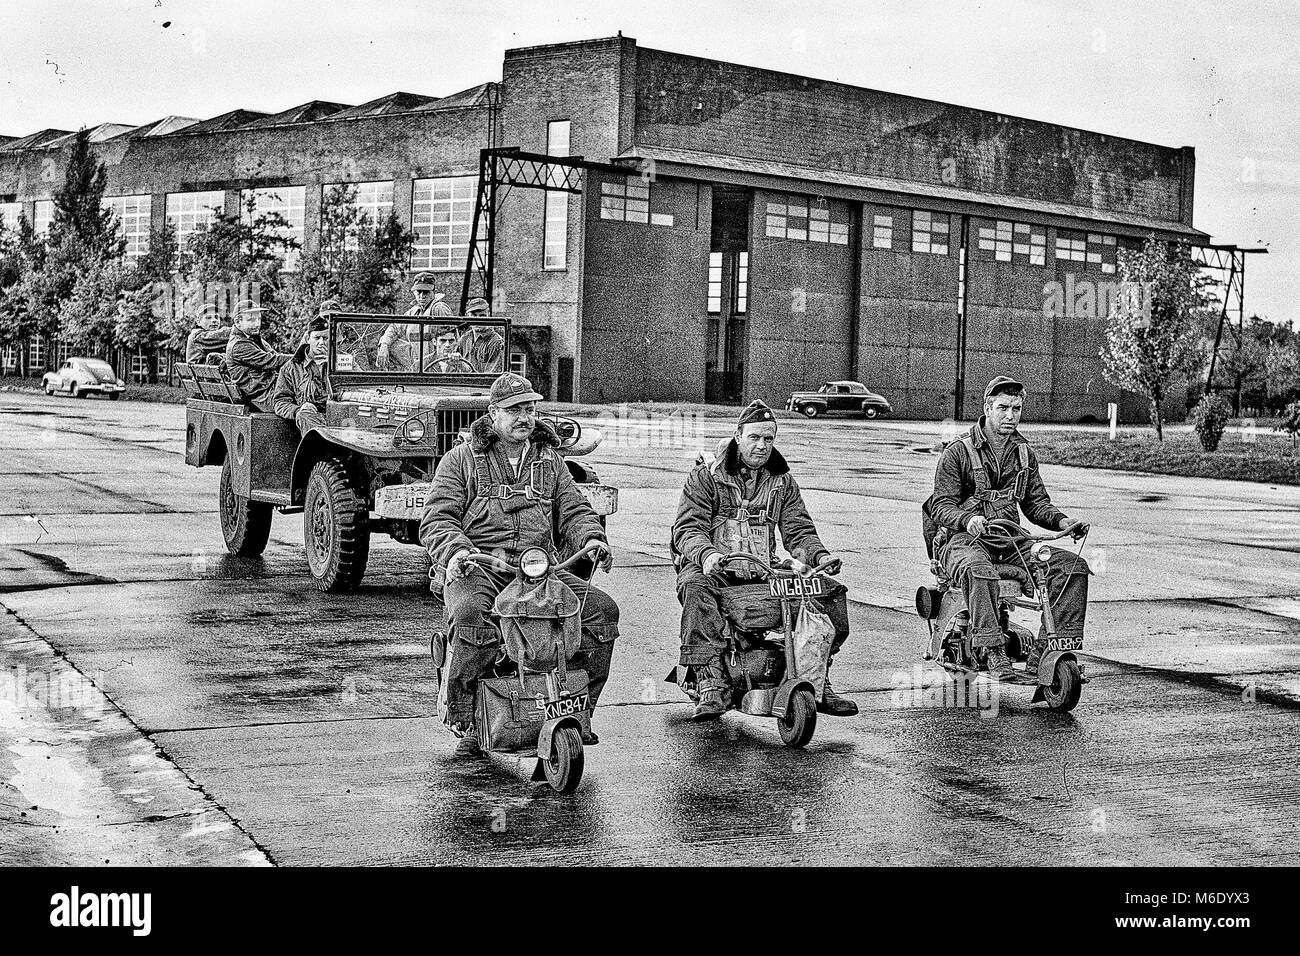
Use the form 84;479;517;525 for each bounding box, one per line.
847;202;863;382
954;214;971;421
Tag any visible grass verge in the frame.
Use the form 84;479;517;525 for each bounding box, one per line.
1031;428;1300;486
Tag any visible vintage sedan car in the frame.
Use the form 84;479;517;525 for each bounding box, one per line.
785;380;893;419
42;357;127;400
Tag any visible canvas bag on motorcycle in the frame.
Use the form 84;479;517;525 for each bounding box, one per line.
492;574;583;672
792;596;835;696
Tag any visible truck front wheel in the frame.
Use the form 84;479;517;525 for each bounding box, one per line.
219;458;272;556
304;458;371;592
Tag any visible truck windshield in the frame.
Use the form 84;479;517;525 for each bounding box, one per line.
332;316;508;375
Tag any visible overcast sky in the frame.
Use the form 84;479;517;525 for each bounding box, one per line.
3;0;1295;323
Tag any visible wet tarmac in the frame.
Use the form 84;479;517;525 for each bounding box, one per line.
2;392;1299;865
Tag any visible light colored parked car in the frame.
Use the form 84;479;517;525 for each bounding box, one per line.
41;357;126;400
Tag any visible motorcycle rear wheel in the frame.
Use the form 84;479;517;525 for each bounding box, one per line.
542;726;584;792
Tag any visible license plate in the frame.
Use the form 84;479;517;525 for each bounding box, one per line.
770;576;826;598
372;482;431;519
1046;637;1083;652
542;693;589;721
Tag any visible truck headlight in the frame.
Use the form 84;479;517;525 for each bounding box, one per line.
400;418;426;442
519;547;551;579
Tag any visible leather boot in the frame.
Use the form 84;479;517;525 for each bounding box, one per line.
818;663;859;717
983;645;1017;681
691;663;730;722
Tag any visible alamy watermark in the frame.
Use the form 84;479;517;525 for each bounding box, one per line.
1;665;105;715
1043;276;1152;323
890;663;1000;717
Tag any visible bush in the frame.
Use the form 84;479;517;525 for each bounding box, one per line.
1189;393;1234;451
1277;401;1300;454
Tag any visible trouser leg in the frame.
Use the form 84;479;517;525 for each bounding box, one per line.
558;570;620;707
675;566;733;670
1040;551;1091;643
939;533;1003;649
439;567;508;729
816;580;851;657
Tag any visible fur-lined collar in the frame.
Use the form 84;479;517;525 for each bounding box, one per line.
469;414;561;453
711;436;790;478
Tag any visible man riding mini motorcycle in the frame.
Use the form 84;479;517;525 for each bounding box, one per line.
921;375;1091;680
419;372;618;744
671;399;857;721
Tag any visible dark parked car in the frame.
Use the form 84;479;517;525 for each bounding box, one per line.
785;381;893;419
42;357;126;400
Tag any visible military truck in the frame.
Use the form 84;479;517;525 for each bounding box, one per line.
178;311;617;592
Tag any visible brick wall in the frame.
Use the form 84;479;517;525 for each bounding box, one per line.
634;47;1191;226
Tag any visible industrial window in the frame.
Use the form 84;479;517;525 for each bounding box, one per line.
130;349;149;383
1;345;16;371
766;196;849;245
0;202;22;232
166;190;225;265
509;352;527;377
911;210;949;255
736;251;748;314
1087;232;1118;273
102;195;152;260
54;338;73;365
33;199;54;236
707;252;723;314
977;220;1013;261
323;181;394;227
1055;229;1087;263
411;176;476;271
872;214;893;250
978;219;1045;265
241;186;305;271
544;120;570;269
322;181;394;259
28;335;46;370
600;178;650;223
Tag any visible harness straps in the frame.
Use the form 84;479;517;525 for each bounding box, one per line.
960;435;1030;506
472;449;554;504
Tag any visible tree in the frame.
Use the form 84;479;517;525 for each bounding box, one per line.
1101;237;1208;440
49;129;122;260
58;255;130;355
280;184;415;343
1262;329;1300;411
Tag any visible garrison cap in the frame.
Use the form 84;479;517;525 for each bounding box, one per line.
234;301;267;319
489;372;543;408
983;375;1026;401
737;399;776;428
306;317;329;333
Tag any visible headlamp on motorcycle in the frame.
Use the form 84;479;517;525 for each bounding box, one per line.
400;418;426;443
1032;544;1052;564
519;547;551;579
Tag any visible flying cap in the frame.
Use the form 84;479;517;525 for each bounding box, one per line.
983;375;1026;401
737;399;776;428
489;372;543;408
410;271;438;291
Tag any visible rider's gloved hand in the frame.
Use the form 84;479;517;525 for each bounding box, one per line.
819;556;843;575
1060;516;1090;539
445;549;475;582
585;539;614;572
966;516;989;538
701;551;725;577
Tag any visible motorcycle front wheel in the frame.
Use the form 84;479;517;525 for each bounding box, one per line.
1042;659;1082;712
777;688;817;748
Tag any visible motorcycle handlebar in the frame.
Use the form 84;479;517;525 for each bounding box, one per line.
983;518;1076;544
461;541;606;575
718;551;839;582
